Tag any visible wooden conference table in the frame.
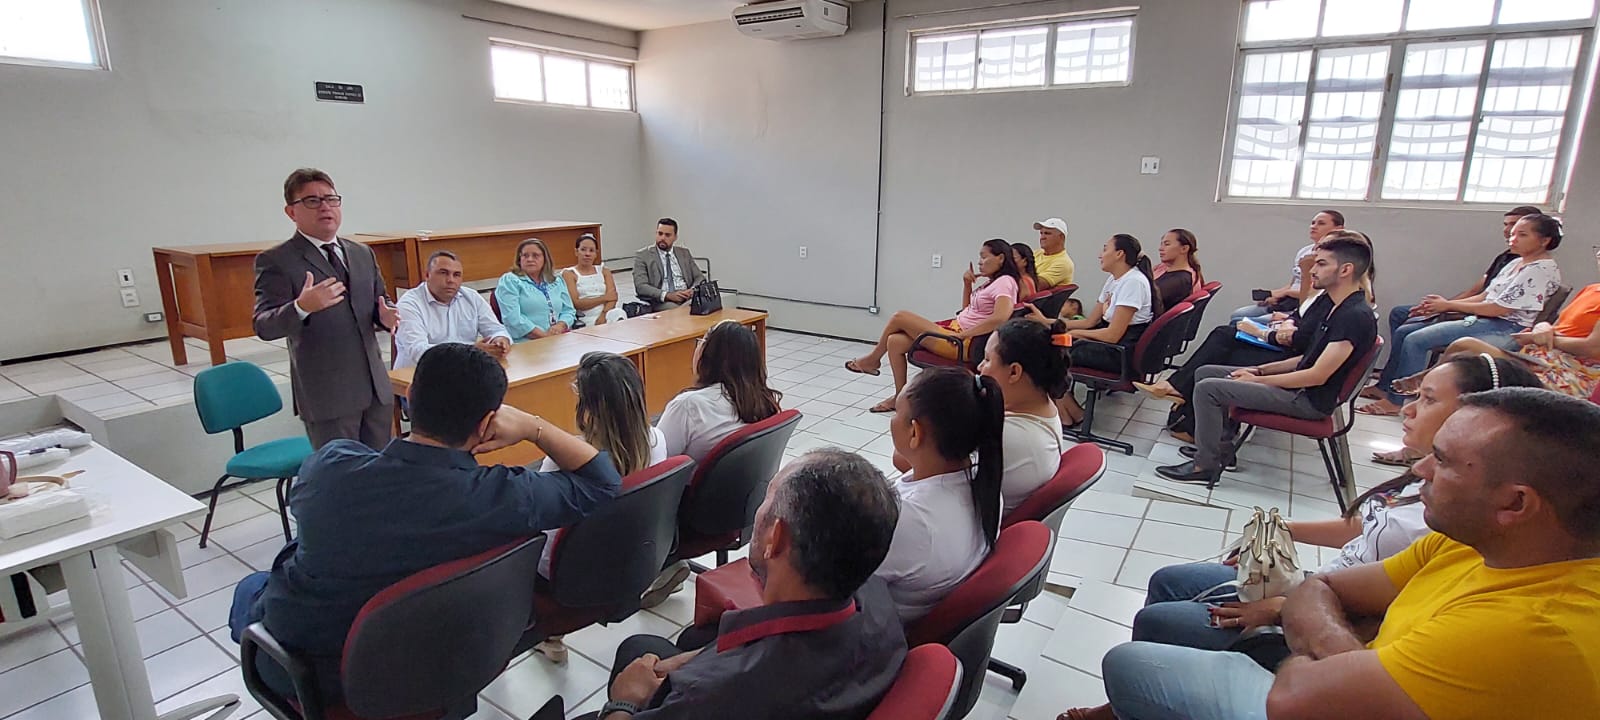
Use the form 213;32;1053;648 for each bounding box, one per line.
387;307;767;466
151;220;602;367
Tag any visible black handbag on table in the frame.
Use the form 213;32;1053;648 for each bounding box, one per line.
690;281;723;316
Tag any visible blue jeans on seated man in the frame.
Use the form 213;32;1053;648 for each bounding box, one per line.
1375;315;1520;405
1102;642;1273;720
1132;562;1243;651
230;571;308;702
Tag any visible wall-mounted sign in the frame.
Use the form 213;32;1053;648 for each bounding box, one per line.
315;82;364;104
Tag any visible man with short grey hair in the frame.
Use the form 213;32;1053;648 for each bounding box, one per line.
583;448;906;720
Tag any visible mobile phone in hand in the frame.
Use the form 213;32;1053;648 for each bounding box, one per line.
1252;289;1270;302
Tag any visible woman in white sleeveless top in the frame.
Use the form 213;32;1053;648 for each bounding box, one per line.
561;233;618;326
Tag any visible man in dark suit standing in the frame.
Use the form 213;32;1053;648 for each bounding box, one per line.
253;168;399;449
632;217;706;311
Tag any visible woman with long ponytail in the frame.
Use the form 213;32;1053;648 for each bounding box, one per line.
875;366;1005;623
1026;233;1157;427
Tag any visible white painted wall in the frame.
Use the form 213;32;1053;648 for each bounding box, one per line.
0;0;646;361
639;0;1600;342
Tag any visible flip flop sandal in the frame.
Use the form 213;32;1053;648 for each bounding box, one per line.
868;398;897;414
844;359;882;377
1355;403;1400;417
1371;449;1419;467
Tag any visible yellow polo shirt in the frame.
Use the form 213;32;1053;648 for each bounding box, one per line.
1373;533;1600;719
1035;249;1075;288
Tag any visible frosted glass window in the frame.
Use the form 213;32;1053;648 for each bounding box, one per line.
1228;51;1313;198
1383;41;1486;201
1406;0;1494;31
913;33;978;92
1320;0;1402;36
1498;0;1594;25
1465;35;1583;203
1243;0;1321;42
589;62;632;110
1300;45;1389;199
491;45;544;103
490;42;635;112
1054;18;1133;86
0;0;101;68
978;26;1047;89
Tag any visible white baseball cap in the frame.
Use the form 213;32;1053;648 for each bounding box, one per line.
1033;218;1069;236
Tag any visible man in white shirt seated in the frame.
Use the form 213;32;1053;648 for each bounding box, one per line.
394;251;511;369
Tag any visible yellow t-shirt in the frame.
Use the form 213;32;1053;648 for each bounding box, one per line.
1036;249;1075;288
1374;533;1600;719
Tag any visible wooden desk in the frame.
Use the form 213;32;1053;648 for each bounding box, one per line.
387;332;644;467
575;307;768;415
386;307;767;466
412;221;602;287
151;235;413;367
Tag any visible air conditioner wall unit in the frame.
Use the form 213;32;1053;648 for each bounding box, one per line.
733;0;849;40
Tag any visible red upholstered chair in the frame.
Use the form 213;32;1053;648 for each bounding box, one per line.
241;535;546;720
671;410;803;568
1024;283;1080;319
1230;338;1385;510
905;521;1054;719
1069;301;1197;455
488;291;503;323
692;522;1052;720
1590;382;1600;406
519;457;695;649
982;444;1107;690
866;645;963;720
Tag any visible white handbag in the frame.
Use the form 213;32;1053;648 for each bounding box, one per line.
1195;506;1304;604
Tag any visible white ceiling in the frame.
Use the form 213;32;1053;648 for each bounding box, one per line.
495;0;747;31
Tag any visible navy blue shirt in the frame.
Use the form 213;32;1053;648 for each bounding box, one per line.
256;439;620;685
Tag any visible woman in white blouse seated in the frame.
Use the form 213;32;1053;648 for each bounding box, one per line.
1125;354;1542;651
656;319;783;462
533;351;666;664
644;320;783;607
978;318;1071;514
876;366;1005;623
561;233;618;327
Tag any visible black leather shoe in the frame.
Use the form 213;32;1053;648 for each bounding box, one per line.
1178;445;1239;471
1156;460;1222;487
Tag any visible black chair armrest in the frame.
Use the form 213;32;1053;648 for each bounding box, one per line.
1228;625;1291;672
911;331;963;355
1067;338;1130;379
241;622;323;720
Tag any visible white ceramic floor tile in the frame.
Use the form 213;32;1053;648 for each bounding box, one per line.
1059;509;1142;548
133;379;196;401
234;537;287;572
146;636;235;702
133;608;202;657
1008;658;1108;720
177;535;235;569
209;628;240;660
479;651;611;719
127;583;171;621
1040;607;1130;678
91;361;172;381
1142;500;1231;531
0;649;88;717
14;373;100;394
1020;590;1071;629
208;511;288;553
115;369;191;391
1067;581;1147;628
0;624;68;674
205;497;272;532
1131;520;1226;561
1069;491;1149;518
792;398;849;419
4;682;98;720
176;586;239;633
1205;481;1292;514
1048;538;1127;583
159;555;254;602
806;418;882;449
563;608;685;669
53;381;124;401
154;666;263;719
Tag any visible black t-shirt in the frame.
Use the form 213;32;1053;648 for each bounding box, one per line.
1483;251;1517;289
1280;292;1334;352
1296;292;1377;413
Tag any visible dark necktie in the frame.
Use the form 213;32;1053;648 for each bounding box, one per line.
322;243;349;284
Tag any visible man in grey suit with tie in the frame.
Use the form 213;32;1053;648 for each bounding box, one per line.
253;168;400;450
632;217;706;311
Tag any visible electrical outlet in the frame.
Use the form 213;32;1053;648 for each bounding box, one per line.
799;246;808;259
117;268;135;287
120;288;140;307
931;254;942;269
868;306;879;314
144;311;164;323
1140;156;1161;174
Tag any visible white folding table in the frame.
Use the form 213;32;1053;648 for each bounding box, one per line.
0;442;240;720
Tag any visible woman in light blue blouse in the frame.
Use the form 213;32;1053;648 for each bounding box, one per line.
496;237;576;341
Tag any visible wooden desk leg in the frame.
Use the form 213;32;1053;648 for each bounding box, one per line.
152;253;188;367
195;256;228;366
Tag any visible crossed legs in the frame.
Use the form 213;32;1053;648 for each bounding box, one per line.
847;310;951;411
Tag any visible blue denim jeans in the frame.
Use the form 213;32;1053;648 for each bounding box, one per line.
1377;316;1520;404
1228;304;1273;326
230;571;301;701
1103;642;1273;720
1131;563;1241;650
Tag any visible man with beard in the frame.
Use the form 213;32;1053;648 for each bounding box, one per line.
583;448;905;720
632;218;706;311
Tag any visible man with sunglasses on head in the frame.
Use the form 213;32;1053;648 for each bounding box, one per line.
254;168;400;450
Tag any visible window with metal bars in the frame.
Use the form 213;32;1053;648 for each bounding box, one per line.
1222;0;1597;207
490;41;634;112
909;14;1135;95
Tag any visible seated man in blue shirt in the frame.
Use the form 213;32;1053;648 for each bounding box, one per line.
583;448;906;720
227;342;622;702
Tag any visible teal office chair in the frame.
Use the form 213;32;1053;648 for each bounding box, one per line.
193;362;311;549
